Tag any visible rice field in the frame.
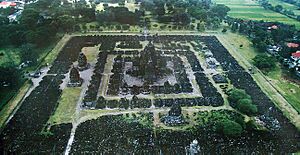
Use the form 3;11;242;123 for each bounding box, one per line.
268;0;300;16
214;0;300;28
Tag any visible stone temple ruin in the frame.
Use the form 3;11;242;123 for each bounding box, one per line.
161;104;186;126
68;66;83;87
127;42;173;84
78;53;89;71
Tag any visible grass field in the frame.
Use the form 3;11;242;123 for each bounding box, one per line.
214;0;300;28
0;47;21;67
48;87;82;125
267;66;300;113
0;81;30;128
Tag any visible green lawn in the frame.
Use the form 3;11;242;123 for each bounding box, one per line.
48;87;82;125
0;47;21;67
267;66;300;113
214;0;300;28
0;81;31;128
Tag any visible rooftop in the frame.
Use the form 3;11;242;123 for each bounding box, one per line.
292;52;300;58
287;43;299;48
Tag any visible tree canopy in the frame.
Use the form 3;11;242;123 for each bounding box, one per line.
217;119;243;137
253;54;276;72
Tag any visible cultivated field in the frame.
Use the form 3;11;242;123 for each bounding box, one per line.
268;0;300;16
214;0;300;28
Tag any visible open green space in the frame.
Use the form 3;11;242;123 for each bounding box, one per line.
48;87;82;125
0;47;21;67
214;0;300;28
267;66;300;113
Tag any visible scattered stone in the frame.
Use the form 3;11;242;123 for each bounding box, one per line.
212;74;228;83
161;104;187;126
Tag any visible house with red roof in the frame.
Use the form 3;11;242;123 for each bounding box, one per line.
291;51;300;61
0;1;17;8
288;51;300;69
287;43;299;48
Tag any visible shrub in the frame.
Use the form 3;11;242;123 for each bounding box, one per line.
228;88;251;104
218;119;243;137
228;88;257;116
237;99;258;115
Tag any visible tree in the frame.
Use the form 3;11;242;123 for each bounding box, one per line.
237;99;258;115
0;66;21;89
255;41;267;52
187;7;207;21
56;15;75;32
174;0;188;8
197;22;205;32
0;16;9;25
20;8;40;30
155;6;165;16
140;0;155;11
218;119;243;137
228;88;258;116
228;88;251;104
274;5;283;12
173;13;191;25
210;4;230;19
253;54;276;71
20;43;38;65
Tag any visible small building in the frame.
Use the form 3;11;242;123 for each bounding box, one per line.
291;51;300;61
267;25;278;30
266;45;281;56
0;1;17;8
287;43;299;48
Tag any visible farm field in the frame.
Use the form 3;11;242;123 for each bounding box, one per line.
0;34;299;154
268;0;300;16
214;0;300;28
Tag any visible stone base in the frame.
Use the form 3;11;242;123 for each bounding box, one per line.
160;115;187;126
67;79;83;87
78;63;90;71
